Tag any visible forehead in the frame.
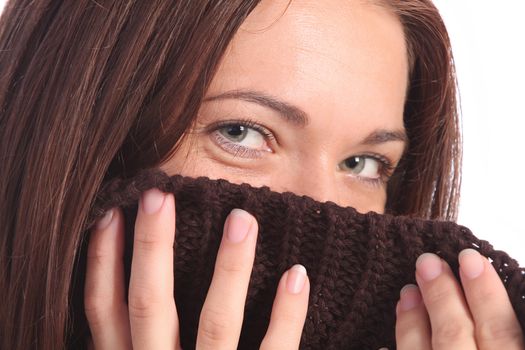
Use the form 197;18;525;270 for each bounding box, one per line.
207;0;408;132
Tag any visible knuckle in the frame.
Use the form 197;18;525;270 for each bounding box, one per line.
133;231;165;252
273;311;304;327
216;257;248;275
84;294;107;327
199;308;232;344
87;239;108;260
476;317;523;343
128;290;161;319
433;318;473;346
424;284;456;306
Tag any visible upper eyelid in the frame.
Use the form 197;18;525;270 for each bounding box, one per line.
356;152;394;167
206;118;275;140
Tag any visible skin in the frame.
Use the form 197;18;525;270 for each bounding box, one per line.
85;0;524;349
161;0;408;214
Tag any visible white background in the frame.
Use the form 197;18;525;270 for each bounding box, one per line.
1;1;524;261
432;0;525;264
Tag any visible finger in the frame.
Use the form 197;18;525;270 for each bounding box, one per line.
415;253;477;350
196;209;258;350
395;284;432;350
85;208;132;349
458;249;525;349
128;189;179;349
260;264;310;350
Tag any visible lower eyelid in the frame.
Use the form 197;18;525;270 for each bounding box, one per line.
210;132;266;159
346;174;387;189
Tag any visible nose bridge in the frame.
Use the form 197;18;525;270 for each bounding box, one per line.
277;156;338;204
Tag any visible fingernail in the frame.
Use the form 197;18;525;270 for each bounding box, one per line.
416;253;443;281
459;248;485;279
141;188;166;214
399;284;422;311
226;209;253;243
96;208;114;231
286;264;307;294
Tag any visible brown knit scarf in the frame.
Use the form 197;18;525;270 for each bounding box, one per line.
86;169;525;350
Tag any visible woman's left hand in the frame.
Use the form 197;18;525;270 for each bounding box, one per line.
395;249;525;349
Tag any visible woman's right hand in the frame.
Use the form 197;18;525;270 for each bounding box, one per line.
84;188;310;349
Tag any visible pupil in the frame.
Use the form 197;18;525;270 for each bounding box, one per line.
346;157;360;168
228;125;244;137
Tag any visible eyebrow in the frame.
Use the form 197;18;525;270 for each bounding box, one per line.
361;129;408;146
204;90;308;127
203;89;408;146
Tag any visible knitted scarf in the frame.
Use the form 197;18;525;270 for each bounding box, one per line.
87;169;525;350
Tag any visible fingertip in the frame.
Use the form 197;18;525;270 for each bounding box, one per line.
224;209;256;243
260;265;310;349
95;208;114;231
415;253;443;282
395;285;432;349
166;192;175;210
227;209;258;234
140;188;166;214
88;207;124;258
165;192;176;224
458;248;485;280
399;284;422;312
285;264;308;295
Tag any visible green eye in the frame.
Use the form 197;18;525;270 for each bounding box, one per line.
218;124;264;146
209;120;274;158
219;124;248;143
339;156;381;179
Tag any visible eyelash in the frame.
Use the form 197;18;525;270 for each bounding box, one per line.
206;118;396;187
206;118;274;159
353;153;396;188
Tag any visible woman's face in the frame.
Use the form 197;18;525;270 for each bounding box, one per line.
161;0;408;214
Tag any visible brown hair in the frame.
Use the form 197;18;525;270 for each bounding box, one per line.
0;0;460;349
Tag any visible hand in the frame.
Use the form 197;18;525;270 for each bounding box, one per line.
395;250;525;349
84;188;310;349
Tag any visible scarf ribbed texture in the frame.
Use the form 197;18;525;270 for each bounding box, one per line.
87;169;525;350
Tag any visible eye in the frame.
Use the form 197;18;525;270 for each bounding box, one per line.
208;119;274;158
338;155;392;181
218;124;266;148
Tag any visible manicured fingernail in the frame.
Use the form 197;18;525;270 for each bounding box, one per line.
96;208;114;231
226;209;253;243
286;264;307;294
416;253;443;281
399;284;422;311
141;188;166;214
459;248;485;279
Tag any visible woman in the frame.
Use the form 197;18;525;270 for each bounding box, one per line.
0;0;522;349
